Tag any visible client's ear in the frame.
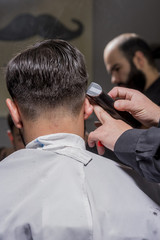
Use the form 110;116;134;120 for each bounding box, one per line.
84;98;93;120
6;99;23;129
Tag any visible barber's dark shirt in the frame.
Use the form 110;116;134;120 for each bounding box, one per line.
114;127;160;183
144;76;160;105
114;77;160;182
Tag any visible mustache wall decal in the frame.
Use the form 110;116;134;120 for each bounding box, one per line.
0;13;84;41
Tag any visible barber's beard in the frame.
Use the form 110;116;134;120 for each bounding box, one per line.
118;63;146;92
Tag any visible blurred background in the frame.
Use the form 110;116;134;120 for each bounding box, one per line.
0;0;160;146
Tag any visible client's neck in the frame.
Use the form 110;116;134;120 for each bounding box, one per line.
22;109;85;145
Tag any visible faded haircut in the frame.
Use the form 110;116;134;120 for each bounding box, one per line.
6;39;88;120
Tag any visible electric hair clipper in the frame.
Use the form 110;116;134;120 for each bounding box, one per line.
86;82;141;128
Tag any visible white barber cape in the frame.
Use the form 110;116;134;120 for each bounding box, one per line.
0;133;160;240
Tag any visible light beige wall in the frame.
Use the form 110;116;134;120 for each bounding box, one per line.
0;0;92;116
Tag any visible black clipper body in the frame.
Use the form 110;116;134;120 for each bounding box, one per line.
86;82;141;128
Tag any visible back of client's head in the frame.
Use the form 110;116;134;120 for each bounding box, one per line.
6;39;88;120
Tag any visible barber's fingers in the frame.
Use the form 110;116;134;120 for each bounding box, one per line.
96;141;105;155
87;106;104;148
93;105;111;124
89;105;115;155
94;120;105;155
88;129;100;148
88;129;105;155
108;86;136;100
114;99;133;112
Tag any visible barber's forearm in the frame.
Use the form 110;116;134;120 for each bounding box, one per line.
114;129;143;172
114;127;160;182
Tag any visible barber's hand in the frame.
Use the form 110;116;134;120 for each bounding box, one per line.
88;105;132;154
109;87;160;128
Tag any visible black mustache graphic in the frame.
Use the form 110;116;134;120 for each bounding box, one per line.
0;14;84;41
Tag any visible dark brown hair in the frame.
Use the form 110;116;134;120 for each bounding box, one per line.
6;39;88;120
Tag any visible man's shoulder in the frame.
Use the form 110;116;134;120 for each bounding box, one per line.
85;149;126;171
0;147;56;169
